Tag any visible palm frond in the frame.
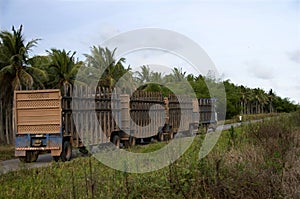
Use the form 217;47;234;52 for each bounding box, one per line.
19;69;33;88
0;64;15;75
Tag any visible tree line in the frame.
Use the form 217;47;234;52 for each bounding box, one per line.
0;25;298;144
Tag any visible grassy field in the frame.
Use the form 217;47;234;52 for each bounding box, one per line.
0;111;299;198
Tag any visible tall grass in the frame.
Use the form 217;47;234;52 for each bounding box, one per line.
0;144;14;161
0;111;299;198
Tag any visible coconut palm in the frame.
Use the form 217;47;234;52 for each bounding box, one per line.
150;71;164;84
0;25;45;144
135;65;151;84
84;46;129;89
46;48;83;88
172;67;186;82
268;89;275;113
0;25;45;91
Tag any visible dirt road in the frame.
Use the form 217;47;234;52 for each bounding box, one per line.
0;154;54;174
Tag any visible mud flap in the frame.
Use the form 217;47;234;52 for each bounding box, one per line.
51;149;62;156
15;150;26;157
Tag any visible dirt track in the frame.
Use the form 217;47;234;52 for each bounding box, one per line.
0;154;53;174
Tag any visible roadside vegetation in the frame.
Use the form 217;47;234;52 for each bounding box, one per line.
1;111;299;198
0;144;14;161
221;112;280;125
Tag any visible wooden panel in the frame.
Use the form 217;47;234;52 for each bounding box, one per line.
168;94;194;133
198;98;217;124
69;85;121;146
15;90;61;134
130;91;165;138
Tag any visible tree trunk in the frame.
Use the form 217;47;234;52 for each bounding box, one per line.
0;100;4;143
269;101;273;113
5;108;10;145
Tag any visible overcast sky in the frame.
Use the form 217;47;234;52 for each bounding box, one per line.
1;0;299;103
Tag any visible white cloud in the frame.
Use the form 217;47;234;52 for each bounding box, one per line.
287;50;300;64
245;60;274;80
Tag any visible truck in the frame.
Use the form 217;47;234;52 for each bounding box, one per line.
14;85;217;162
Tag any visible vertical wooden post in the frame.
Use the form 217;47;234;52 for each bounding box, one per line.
12;94;16;144
5;108;10;145
120;94;130;134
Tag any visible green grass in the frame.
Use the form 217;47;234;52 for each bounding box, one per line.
0;144;14;161
126;140;167;153
0;111;300;198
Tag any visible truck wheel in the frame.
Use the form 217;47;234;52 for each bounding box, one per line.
129;136;136;146
19;151;38;163
61;141;72;162
19;156;27;163
53;156;60;162
169;132;174;140
124;140;130;148
30;151;39;162
79;147;89;154
158;132;164;142
188;125;195;137
112;135;120;148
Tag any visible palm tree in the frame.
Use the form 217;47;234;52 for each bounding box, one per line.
0;25;45;144
27;55;50;88
268;89;275;113
46;48;83;89
246;89;255;114
135;65;151;84
258;88;269;114
0;25;44;90
150;71;163;84
171;67;186;82
84;46;129;89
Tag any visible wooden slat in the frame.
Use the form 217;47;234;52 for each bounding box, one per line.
15;90;61;134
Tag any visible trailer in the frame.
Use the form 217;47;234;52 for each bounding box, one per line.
198;98;218;131
14;85;216;162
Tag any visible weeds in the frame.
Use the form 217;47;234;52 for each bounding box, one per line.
0;111;300;198
0;144;14;161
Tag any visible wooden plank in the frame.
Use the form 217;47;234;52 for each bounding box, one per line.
15;90;61;135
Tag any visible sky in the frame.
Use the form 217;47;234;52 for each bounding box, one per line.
0;0;300;103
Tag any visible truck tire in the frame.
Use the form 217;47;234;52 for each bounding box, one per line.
124;140;130;148
157;132;164;142
169;132;174;140
19;156;27;163
129;136;136;146
112;135;120;148
30;151;39;162
53;156;60;162
61;141;72;162
79;147;89;154
19;151;38;163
